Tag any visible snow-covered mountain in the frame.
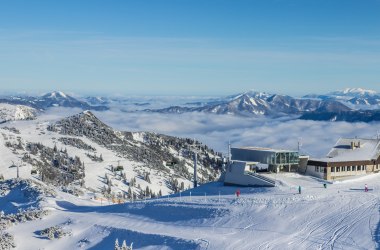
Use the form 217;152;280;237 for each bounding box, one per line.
147;90;352;117
85;96;109;106
0;104;37;123
0;111;222;199
330;87;378;97
0;91;108;111
304;88;380;109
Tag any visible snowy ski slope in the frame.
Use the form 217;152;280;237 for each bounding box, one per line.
4;172;380;249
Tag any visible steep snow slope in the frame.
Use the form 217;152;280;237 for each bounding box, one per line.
0;104;37;123
0;111;222;200
3;173;380;249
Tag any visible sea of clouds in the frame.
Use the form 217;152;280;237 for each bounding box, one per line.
41;93;380;159
92;109;380;158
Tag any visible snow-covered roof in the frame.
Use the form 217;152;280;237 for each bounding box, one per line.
315;138;380;162
234;146;297;153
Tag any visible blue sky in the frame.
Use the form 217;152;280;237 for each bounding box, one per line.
0;0;379;96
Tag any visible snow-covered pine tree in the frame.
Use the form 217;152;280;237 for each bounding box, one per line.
115;238;120;250
121;240;127;250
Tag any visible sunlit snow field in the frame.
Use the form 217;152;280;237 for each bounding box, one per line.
5;173;380;249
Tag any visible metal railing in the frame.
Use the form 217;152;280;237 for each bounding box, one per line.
244;171;276;186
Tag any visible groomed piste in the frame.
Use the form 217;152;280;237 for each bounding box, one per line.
4;172;380;249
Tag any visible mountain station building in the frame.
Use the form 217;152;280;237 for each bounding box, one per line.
223;146;302;187
231;147;300;173
306;138;380;180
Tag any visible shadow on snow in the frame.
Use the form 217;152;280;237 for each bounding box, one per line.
88;226;200;250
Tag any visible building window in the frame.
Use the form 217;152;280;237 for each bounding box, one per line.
347;166;351;171
337;167;340;172
331;167;335;172
342;166;346;172
315;166;319;172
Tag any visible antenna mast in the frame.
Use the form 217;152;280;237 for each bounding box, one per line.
298;137;302;152
228;140;231;162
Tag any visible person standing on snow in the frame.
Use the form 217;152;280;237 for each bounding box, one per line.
298;186;301;194
365;184;368;192
236;189;240;197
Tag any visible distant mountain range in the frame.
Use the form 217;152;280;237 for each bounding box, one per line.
304;88;380;108
144;90;352;117
0;91;108;111
0;88;379;122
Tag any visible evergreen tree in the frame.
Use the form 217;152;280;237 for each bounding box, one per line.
115;238;120;250
145;186;150;198
128;187;132;199
144;172;151;183
121;240;127;250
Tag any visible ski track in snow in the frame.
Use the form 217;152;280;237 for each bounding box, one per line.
4;170;380;249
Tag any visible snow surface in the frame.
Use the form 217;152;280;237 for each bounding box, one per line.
0;109;221;204
0;104;37;122
342;88;378;96
46;91;68;99
3;173;380;249
322;138;380;162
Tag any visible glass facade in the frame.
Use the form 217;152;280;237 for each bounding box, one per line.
231;148;299;166
265;151;299;165
273;152;299;165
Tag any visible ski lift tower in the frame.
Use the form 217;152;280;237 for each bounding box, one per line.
193;151;197;188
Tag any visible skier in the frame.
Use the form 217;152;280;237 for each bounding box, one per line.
365;184;368;192
298;185;301;194
236;189;240;198
323;183;327;189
